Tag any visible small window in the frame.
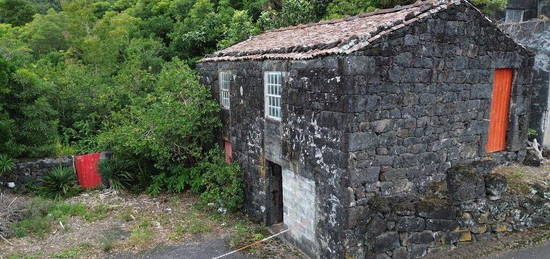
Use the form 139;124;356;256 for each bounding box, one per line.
219;71;231;109
264;72;282;120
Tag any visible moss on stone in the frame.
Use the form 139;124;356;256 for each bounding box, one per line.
500;170;532;195
416;195;450;211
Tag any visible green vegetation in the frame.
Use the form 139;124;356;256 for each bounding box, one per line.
128;220;155;247
84;204;115;221
0;153;14;176
52;243;94;259
501;170;532;195
170;211;213;239
35;166;82;199
228;220;269;250
0;0;504;208
10;198;88;238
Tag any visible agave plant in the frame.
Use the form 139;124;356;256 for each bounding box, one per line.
37;166;81;199
0;154;15;177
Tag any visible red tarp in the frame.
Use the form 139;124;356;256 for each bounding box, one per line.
75;153;102;188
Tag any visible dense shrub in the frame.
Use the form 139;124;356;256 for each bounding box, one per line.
0;57;58;158
146;149;244;211
199;150;244;212
36;166;81;199
98;158;134;190
97;59;221;191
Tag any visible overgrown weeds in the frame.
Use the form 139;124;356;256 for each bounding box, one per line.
228;221;269;252
169;211;213;240
127;220;154;247
10;198;87;238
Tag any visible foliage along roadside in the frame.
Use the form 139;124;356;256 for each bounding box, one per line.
0;0;505;210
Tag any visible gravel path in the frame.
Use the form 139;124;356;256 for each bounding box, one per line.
109;238;253;259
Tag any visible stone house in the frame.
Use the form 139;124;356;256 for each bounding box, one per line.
501;1;550;146
197;0;533;258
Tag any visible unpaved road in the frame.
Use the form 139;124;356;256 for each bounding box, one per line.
489;240;550;259
109;238;252;259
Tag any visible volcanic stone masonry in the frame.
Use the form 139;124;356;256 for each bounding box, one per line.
198;0;538;258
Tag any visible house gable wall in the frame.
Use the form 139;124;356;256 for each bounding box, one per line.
197;56;351;258
340;3;533;257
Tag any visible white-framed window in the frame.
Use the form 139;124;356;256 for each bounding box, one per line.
219;71;231;109
264;72;282;121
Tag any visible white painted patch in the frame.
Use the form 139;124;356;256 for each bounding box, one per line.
240;86;243;96
282;168;316;245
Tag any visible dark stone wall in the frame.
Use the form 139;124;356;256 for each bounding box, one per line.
197;57;350;257
341;3;533;258
0;156;74;190
500;20;550;145
359;162;550;259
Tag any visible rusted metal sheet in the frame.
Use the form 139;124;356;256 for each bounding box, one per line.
75;153;102;188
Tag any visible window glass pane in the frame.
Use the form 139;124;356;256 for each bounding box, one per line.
264;72;283;119
219;72;230;109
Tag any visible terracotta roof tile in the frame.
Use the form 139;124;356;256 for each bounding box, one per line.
200;0;463;62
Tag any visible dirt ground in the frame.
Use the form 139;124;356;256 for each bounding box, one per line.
0;190;304;259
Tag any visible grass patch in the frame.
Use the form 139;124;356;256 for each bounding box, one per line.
83;204;114;222
51;243;94;259
6;251;43;259
169;211;213;240
100;228;127;252
10;198;87;238
227;221;268;250
127;220;155;247
116;209;135;222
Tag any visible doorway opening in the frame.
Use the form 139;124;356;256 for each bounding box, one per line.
267;160;283;225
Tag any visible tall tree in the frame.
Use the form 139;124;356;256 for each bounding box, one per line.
0;0;38;26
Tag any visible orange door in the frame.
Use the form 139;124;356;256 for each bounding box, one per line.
486;69;513;153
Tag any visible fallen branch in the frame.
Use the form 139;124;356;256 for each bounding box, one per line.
0;234;14;246
7;197;17;210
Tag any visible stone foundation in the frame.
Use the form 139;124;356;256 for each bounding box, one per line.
357;162;550;258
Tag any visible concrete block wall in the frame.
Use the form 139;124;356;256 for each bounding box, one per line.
282;168;317;254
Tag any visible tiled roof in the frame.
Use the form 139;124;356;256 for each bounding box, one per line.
200;0;466;62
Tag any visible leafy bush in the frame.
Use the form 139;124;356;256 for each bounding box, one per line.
0;153;15;176
98;159;134;190
97;59;221;192
36;166;81;199
0;57;59;158
198;149;244;212
144;149;244;212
